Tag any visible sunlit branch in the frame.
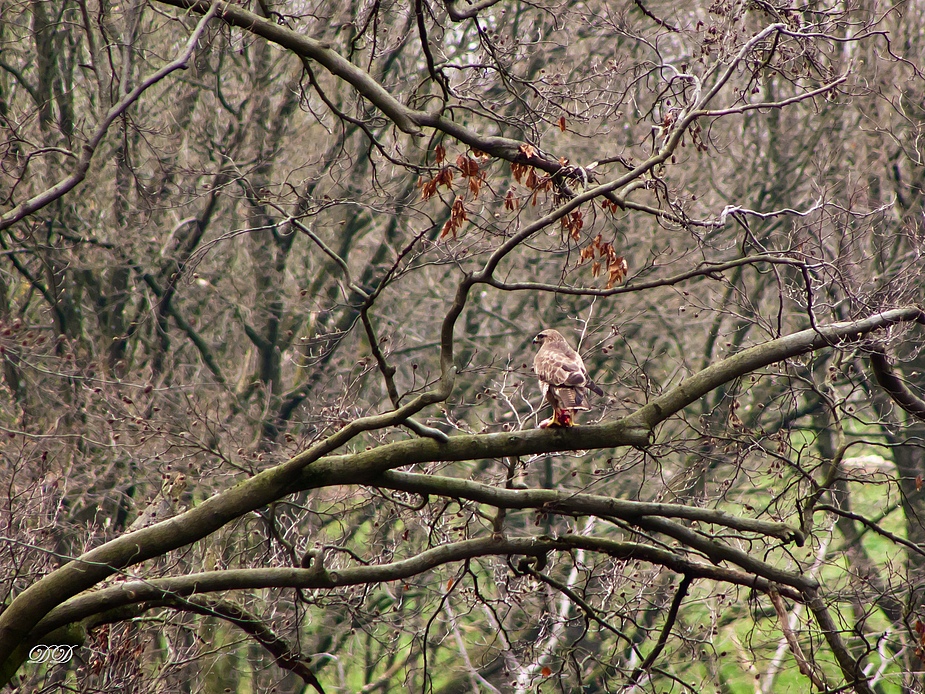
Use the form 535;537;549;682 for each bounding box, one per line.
720;197;825;223
153;0;707;185
689;24;786;116
697;76;848;119
443;0;502;21
614;195;721;228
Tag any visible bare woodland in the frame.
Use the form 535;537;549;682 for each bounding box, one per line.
2;0;925;691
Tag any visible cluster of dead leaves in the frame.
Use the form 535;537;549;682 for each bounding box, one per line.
561;210;583;240
418;165;454;202
579;233;628;289
599;198;623;214
421;142;629;291
418;145;490;239
915;619;925;658
441;197;468;240
504;188;519;211
510;143;554;207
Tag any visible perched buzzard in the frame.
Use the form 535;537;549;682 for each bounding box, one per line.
532;329;604;428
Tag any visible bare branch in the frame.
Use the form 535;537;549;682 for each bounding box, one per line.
375;469;804;544
32;535;805;642
869;341;925;421
155;0;423;134
443;0;503;21
482;254;816;297
0;4;218;232
769;587;829;691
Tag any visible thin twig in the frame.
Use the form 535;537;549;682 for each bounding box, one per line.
626;574;692;686
769;587;828;691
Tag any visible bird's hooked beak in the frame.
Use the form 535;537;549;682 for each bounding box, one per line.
532;334;542;344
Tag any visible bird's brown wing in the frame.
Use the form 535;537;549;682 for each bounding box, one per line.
535;349;587;387
536;348;591;410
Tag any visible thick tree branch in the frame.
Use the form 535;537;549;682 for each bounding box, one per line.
31;535;805;642
624;307;924;431
443;0;502;21
628;515;815;591
869;341;925;421
375;469;804;544
0;307;918;674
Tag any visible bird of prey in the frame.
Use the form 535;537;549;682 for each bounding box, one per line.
532;329;604;427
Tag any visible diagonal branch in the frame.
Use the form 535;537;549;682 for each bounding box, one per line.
869;340;925;421
156;597;326;694
0;4;218;232
626;574;692;686
443;0;502;21
624;307;924;431
769;587;828;691
157;0;423;134
805;588;875;694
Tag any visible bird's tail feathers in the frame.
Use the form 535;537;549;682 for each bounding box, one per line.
555;387;590;411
